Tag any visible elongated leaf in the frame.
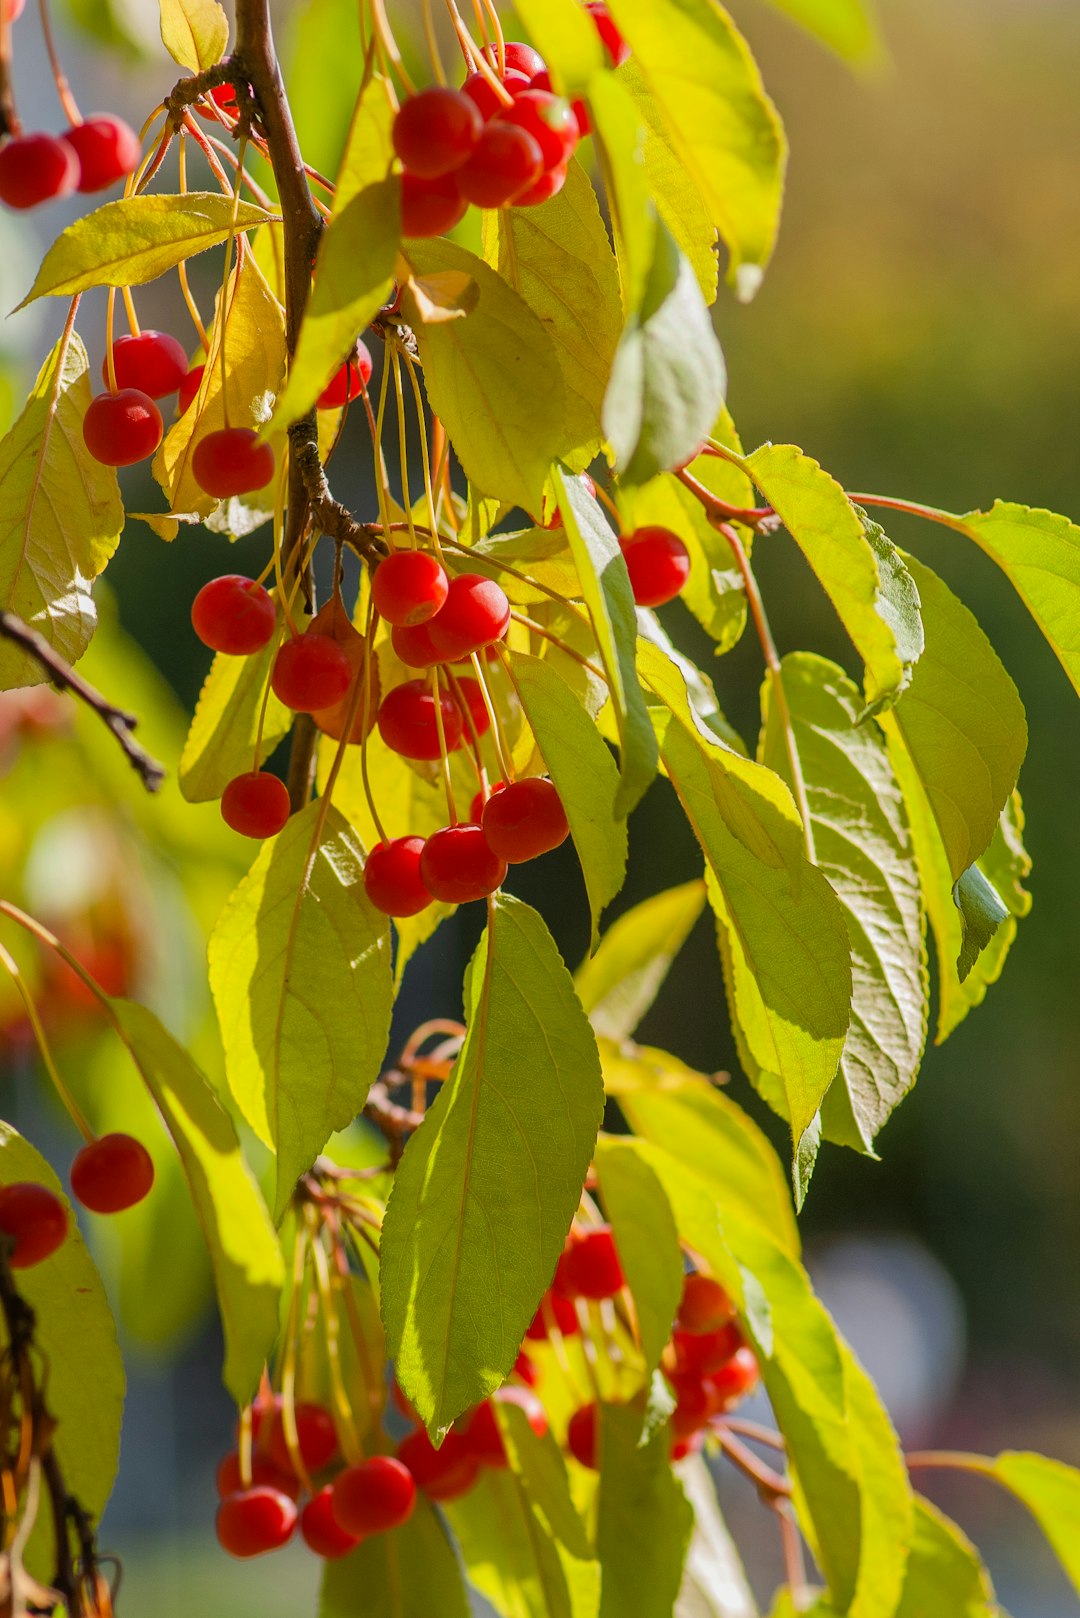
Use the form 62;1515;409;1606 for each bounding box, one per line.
482;161;621;473
896;1498;996;1617
554;465;658;814
512;0;605;89
603;0;786;298
449;1469;599;1618
761;0;882;62
109;1001;284;1400
595;1138;683;1373
760;653;926;1153
745;446;923;713
179;640;292;803
500;1405;595;1561
506;651;628;948
159;0;228;70
321;1498;470;1618
0;1124;124;1581
330;70;395;212
381;894;604;1435
208;801;393;1219
21;194;273;303
401;239;568;514
597;1402;694;1618
990;1451;1080;1595
835;1341;913;1618
576;879;706;1040
0;328;122;689
588;73;657;316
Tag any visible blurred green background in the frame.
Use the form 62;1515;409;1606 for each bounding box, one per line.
2;0;1080;1610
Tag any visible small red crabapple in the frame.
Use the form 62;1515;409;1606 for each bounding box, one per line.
82;390;163;466
63;114;141;192
0;133;79;210
619;526;692;608
392;86;483;177
192;427;276;500
331;1456;417;1536
0;1183;67;1268
215;1487;298;1558
419;825;507;904
70;1133;154;1213
220;773;291;839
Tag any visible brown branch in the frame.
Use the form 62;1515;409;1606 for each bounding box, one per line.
164;64;236;127
0;612;165;793
675;466;781;534
288;421;387;566
713;1423;792;1503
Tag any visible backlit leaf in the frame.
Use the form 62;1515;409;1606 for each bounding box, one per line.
595;1137;683;1374
179;640;292;803
159;0;228;71
597;1402;694;1618
896;1498;996;1617
449;1469;599;1618
512;0;605;90
760;0;882;63
575;879;706;1040
989;1451;1080;1595
321;1499;470;1618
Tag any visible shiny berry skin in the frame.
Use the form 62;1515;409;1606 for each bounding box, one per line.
271;634;352;712
372;551;449;628
481;40;546;79
469;781;504;824
393;87;483;178
456;122;543;209
501;91;579;173
177;364;205;414
378;680;463;760
619;526;691;608
586;1;632;66
70;1133;154;1214
566;1404;599;1470
192;426;275;499
317;342;374;409
0;133;79;210
300;1487;362;1559
63;115;141;192
462;68;532;121
462;1387;547;1468
82;389;163;466
221;772;291;839
0;1183;67;1268
668;1372;717;1439
555;1226;624;1300
482;778;569;862
363;838;432;918
332;1456;416;1536
192;575;276;656
428;574;511;660
202;82;238;117
453;676;491;741
216;1450;301;1501
215;1487;298;1558
525;1289;579;1339
391;621;444;669
671;1322;743;1376
708;1345;759;1408
265;1401;339;1475
401;171;468;238
515;160;569;208
306;601;381;746
529;70;589;137
397;1428;479;1502
103;331;189;399
420;825;507;904
677;1273;735;1335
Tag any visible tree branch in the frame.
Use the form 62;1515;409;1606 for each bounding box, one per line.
0;612;165;793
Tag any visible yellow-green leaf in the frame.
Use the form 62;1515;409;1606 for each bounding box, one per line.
595;1138;683;1374
597;1403;694;1618
896;1498;996;1617
575;879;706;1041
761;0;882;63
159;0;228;71
989;1451;1080;1596
21;194;273;304
321;1498;470;1618
179;640;292;803
511;0;605;92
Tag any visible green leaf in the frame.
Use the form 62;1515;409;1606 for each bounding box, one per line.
554;465;658;814
896;1498;996;1617
110;1001;284;1402
595;1138;683;1374
320;1498;471;1618
21;193;273;303
603;224;726;486
603;0;786;298
330;70;396;212
159;0;228;71
505;651;628;949
587;72;657;316
482;160;622;472
597;1402;694;1618
271;176;400;430
449;1469;599;1618
833;1341;913;1618
381;894;604;1436
179;641;292;803
0;1124;124;1582
760;0;882;63
0;327;122;689
500;1405;595;1562
759;653;926;1153
511;0;605;90
989;1451;1080;1595
743;446;924;714
208;801;393;1220
575;879;706;1040
401;238;568;514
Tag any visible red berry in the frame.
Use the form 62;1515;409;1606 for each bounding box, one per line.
192;426;275;499
515;160;569;208
529;71;590;136
221;772;291;839
216;1451;301;1501
305;600;381;746
566;1404;599;1470
178;364;205;414
456;122;543;209
332;1456;416;1536
481;778;568;863
317;342;374;409
103;331;189;399
677;1273;735;1335
207;82;238;114
419;825;506;904
392;620;444;668
393;87;483;178
500;91;579;173
0;1183;67;1268
192;575;276;656
554;1226;624;1300
82;389;163;466
401;171;468;238
4;0;26;21
70;1133;154;1214
272;634;352;712
63;114;140;193
397;1429;479;1502
708;1345;759;1409
378;680;463;760
671;1323;743;1376
452;676;491;742
462;1387;547;1468
514;1350;539;1387
481;40;546;79
428;574;510;660
469;780;504;824
372;551;449;628
0;133;79;210
462;68;532;122
586;2;632;67
668;1372;717;1439
215;1488;298;1558
300;1487;361;1559
619;526;691;608
524;1289;579;1339
364;837;432;918
671;1432;704;1462
265;1401;339;1475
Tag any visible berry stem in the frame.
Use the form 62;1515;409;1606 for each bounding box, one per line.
104;289;118;394
844;491;970;532
676;464;776;532
369;0;415;96
390;345;418;549
278;1224;316;1495
0;941;95;1143
402;350;445;561
358;599;389;844
305;1214;364;1460
37;0;81;126
712;1424;792;1501
419;0;447;84
468;650;514;783
775;1500;808;1605
507;610;607;682
121;285;140;338
430;668;459;824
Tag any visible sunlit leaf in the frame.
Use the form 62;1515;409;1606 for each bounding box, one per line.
575;879;706;1041
597;1402;694;1617
159;0;228;71
179;640;292;803
989;1451;1080;1596
896;1498;996;1617
320;1498;470;1618
449;1469;599;1618
760;0;882;63
595;1137;683;1373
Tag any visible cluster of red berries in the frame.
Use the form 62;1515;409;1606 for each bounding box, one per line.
0;1133;155;1266
393;4;629;237
0;112;140;212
